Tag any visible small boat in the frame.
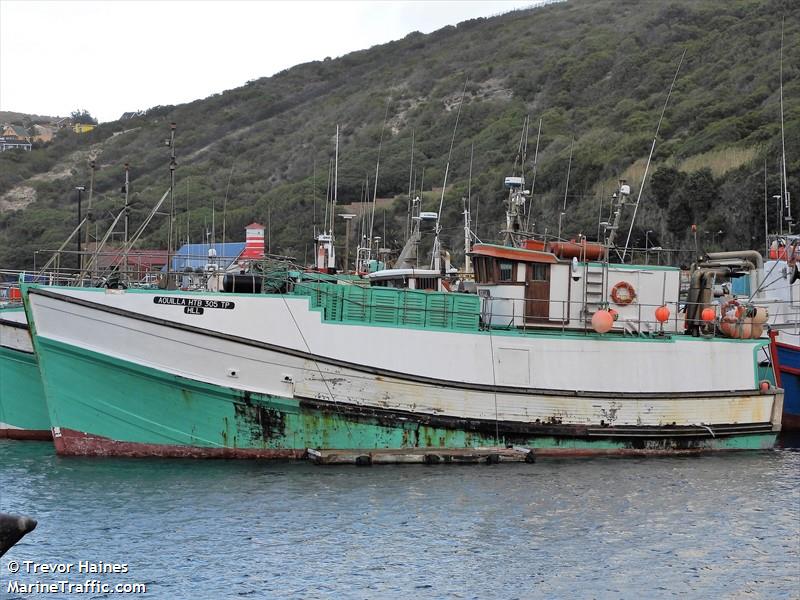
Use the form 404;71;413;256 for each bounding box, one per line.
0;296;50;440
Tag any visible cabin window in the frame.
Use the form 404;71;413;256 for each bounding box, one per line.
531;263;548;281
498;261;514;282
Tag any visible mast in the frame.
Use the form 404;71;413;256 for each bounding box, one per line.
779;17;792;233
503;118;530;247
622;50;685;260
463;199;472;274
464;143;474;274
406;129;415;241
606;179;631;249
432;78;468;271
332;124;338;267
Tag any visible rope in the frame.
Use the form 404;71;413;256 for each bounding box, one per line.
278;293;354;442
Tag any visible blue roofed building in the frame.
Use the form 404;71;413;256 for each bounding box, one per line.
170;242;246;273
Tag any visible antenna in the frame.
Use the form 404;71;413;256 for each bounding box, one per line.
468;142;474;216
764;158;769;255
221;164;234;248
323;158;332;233
432;77;468;270
622;49;686;260
333;124;338;235
369;101;390;247
186;178;190;247
562;136;574;213
525;117;542;232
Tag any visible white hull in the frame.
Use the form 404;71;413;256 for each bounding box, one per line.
26;286;781;431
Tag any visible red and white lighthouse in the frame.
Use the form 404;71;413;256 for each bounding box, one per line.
241;223;265;259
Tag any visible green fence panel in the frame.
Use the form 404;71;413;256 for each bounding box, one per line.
342;285;369;323
369;288;400;325
451;294;481;331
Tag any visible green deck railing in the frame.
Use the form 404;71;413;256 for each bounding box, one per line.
292;281;481;332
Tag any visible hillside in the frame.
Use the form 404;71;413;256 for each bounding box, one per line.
0;111;62;126
1;0;798;270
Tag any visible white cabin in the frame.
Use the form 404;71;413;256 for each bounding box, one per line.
469;243;681;334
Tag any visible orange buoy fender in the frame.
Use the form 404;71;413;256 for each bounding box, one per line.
591;310;614;333
655;305;670;322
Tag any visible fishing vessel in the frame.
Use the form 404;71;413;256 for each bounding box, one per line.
764;238;800;430
21;227;783;458
0;298;50;440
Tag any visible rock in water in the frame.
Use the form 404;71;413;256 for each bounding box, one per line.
0;513;37;557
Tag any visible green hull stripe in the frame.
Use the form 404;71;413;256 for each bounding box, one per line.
35;336;776;452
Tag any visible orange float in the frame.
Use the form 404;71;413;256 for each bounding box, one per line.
591;310;614;334
655;306;670;323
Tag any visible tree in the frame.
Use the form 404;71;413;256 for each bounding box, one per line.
650;166;684;210
70;109;97;125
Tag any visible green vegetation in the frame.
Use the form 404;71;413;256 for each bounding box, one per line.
0;0;797;270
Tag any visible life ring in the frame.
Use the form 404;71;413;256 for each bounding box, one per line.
720;298;742;321
610;281;636;305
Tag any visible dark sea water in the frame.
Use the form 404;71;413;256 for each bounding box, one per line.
1;440;798;600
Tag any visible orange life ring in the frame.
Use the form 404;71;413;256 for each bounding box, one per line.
720;299;742;321
610;281;636;305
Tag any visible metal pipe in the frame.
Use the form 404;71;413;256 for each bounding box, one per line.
705;250;764;297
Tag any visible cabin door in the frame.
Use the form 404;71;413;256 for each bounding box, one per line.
525;263;550;322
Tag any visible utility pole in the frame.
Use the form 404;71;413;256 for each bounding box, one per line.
340;213;355;272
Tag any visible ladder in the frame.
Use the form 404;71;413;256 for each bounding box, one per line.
583;263;606;319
